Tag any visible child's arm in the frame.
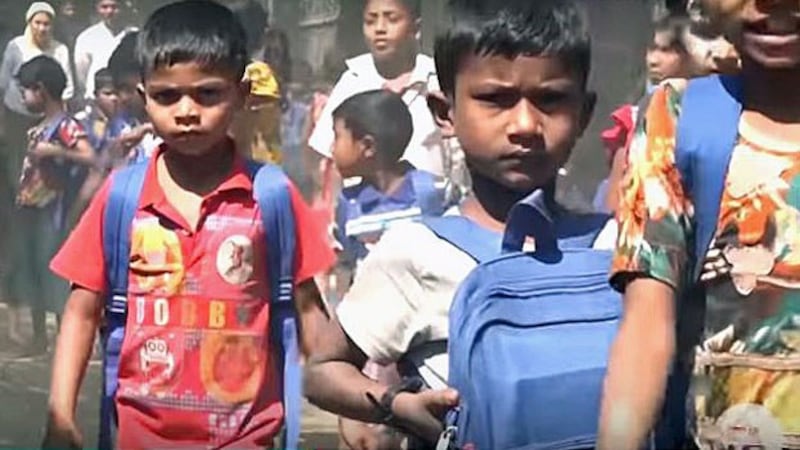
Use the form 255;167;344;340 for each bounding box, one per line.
597;85;690;450
31;137;96;167
43;286;103;449
300;279;458;445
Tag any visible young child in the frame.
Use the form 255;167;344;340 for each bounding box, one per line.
330;89;446;450
105;31;159;167
68;68;120;222
600;0;800;449
228;0;284;165
42;1;334;448
303;0;602;446
332;90;445;272
7;54;95;354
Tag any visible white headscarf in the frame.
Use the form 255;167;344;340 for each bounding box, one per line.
24;2;56;50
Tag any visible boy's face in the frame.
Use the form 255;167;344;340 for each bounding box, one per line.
332;118;369;178
116;74;145;119
141;62;245;156
363;0;419;64
21;85;45;113
96;0;120;27
95;85;119;118
707;0;800;69
432;54;594;193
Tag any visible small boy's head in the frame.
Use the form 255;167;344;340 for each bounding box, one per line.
699;0;800;70
362;0;421;65
228;0;269;57
93;68;119;118
136;0;248;156
429;0;595;194
647;13;695;83
16;55;66;114
331;90;412;178
109;31;143;119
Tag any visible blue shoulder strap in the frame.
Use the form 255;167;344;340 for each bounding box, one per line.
247;161;302;450
675;75;742;280
41;113;67;142
422;216;501;263
410;170;446;216
99;161;148;450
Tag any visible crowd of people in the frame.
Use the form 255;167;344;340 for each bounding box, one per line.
0;0;796;449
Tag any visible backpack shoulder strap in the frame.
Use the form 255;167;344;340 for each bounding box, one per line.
675;74;742;279
410;170;445;216
247;161;302;450
556;212;613;249
99;161;148;450
41;113;68;142
422;216;500;263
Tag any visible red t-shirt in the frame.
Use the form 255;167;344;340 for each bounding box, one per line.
51;150;334;449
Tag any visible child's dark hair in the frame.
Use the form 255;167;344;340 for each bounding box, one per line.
16;55;67;100
94;68;115;92
332;90;412;163
652;12;690;53
136;0;248;80
108;31;140;87
362;0;421;18
434;0;591;96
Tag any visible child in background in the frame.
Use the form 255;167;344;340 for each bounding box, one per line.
105;31;158;167
228;0;284;164
330;89;447;450
7;55;94;354
308;0;444;176
43;1;333;448
68;67;120;223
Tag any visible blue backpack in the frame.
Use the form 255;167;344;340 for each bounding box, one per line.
99;161;303;450
427;190;620;450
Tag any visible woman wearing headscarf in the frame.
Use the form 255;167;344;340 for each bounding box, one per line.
0;1;74;354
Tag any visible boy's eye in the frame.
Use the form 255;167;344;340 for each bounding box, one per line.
194;87;225;106
475;91;519;109
150;89;181;105
535;91;572;111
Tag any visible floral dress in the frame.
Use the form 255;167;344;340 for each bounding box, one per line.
612;80;800;450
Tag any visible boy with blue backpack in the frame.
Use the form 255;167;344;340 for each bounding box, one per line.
42;1;334;448
600;1;800;449
304;1;625;448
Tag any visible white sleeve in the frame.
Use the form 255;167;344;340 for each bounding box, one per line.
336;225;427;364
307;71;357;158
55;45;74;100
72;31;91;92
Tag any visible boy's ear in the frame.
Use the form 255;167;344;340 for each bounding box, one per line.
578;91;597;137
360;134;377;159
427;91;455;138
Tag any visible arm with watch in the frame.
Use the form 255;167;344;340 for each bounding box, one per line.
302;315;460;445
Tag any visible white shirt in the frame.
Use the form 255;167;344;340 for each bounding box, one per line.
308;53;445;175
336;211;617;389
74;22;132;98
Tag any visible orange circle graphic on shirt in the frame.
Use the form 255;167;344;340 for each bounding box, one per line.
129;220;185;295
200;332;264;404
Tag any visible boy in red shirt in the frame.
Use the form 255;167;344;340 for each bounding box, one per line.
42;1;334;448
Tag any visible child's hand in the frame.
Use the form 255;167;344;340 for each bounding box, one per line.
41;419;82;449
391;388;459;444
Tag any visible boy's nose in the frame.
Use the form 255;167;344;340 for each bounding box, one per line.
508;100;542;139
175;96;200;125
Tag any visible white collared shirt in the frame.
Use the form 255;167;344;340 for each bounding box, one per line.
308;53;445;175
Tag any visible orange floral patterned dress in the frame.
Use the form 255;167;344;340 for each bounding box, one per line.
612;81;800;450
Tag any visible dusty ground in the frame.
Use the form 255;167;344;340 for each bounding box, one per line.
0;304;341;449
